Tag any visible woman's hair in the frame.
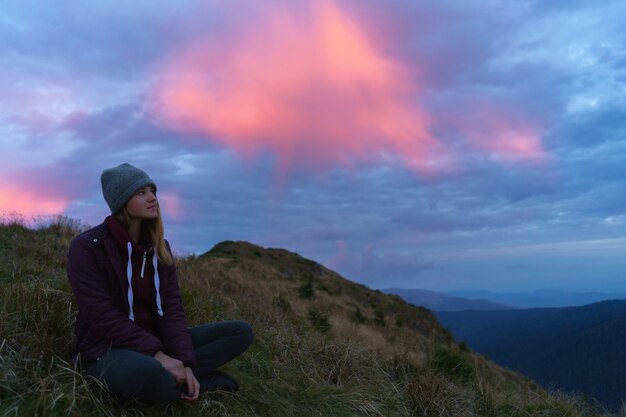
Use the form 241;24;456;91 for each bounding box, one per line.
114;205;173;266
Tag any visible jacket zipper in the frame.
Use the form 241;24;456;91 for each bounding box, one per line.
140;252;147;278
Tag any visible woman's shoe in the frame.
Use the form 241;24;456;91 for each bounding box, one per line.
198;370;239;392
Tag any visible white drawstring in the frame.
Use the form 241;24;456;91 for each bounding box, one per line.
153;253;163;317
126;243;163;319
126;242;134;321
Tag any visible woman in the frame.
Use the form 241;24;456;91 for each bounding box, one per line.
67;163;253;404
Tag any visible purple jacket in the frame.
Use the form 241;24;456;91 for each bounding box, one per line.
67;221;196;366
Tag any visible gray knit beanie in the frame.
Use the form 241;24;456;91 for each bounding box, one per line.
101;163;157;214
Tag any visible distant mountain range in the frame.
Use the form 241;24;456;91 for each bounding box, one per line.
436;300;626;411
383;287;626;310
383;288;512;311
446;289;626;308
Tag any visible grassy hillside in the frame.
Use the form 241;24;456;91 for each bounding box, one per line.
0;216;617;416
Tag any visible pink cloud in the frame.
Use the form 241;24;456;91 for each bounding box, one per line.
152;0;446;174
151;0;545;174
455;102;546;162
159;191;182;221
476;124;544;161
0;185;68;218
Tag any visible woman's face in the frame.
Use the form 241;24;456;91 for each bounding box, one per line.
125;186;159;221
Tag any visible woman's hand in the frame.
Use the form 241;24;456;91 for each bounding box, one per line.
153;351;186;385
180;367;200;401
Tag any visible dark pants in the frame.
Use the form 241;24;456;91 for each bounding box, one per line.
84;320;253;404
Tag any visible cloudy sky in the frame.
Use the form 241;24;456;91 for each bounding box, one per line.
2;0;625;293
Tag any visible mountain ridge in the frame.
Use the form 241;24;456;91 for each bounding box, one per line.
383;287;515;311
437;300;626;411
447;289;626;308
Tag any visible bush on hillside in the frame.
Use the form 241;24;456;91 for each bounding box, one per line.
432;347;474;384
308;308;331;333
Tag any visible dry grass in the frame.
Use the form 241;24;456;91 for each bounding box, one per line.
0;221;616;417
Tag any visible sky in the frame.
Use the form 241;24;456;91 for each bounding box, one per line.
1;0;625;294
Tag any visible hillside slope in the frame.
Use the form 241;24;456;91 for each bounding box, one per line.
438;302;626;410
0;217;611;416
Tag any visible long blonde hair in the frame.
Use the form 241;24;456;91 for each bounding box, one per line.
115;205;173;266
